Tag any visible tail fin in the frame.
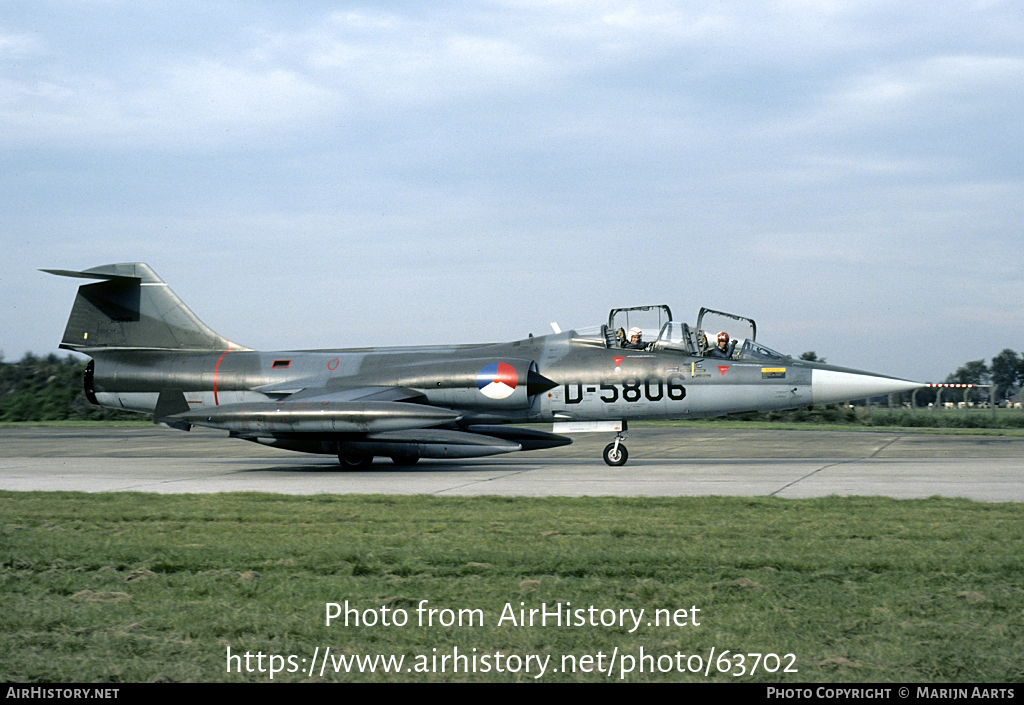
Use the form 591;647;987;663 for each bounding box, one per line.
43;263;249;351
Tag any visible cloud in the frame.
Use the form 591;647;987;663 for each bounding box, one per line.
2;61;337;149
0;30;41;55
131;61;337;141
835;53;1024;113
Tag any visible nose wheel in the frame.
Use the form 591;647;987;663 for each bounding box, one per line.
603;432;629;466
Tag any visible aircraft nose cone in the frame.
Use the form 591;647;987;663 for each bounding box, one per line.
811;369;924;406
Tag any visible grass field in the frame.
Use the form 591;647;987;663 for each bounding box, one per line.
2;491;1022;682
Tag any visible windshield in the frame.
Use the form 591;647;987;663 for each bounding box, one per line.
735;339;788;361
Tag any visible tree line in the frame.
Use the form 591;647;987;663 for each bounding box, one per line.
919;349;1024;406
944;349;1024;398
0;352;133;422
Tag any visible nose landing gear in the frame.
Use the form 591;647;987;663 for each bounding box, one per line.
603;430;630;466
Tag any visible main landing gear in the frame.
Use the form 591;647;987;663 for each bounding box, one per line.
603;429;630;466
337;451;421;468
337;451;373;470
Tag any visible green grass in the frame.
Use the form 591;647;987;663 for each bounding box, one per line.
2;492;1022;682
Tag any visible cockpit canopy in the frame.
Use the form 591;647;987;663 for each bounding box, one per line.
574;305;789;362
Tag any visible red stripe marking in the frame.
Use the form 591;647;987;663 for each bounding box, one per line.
213;350;229;406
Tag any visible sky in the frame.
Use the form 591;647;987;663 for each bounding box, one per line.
2;0;1022;383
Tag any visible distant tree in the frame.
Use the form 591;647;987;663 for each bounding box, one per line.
799;351;826;363
945;360;990;404
990;349;1023;400
946;360;990;385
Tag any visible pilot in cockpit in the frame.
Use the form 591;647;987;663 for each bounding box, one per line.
705;331;734;359
623;327;647;350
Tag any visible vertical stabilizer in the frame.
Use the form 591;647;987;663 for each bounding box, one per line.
43;263;249;351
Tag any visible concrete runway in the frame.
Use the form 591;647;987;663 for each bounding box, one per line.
2;426;1022;501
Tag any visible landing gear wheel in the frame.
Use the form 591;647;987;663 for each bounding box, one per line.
338;452;373;470
603;442;628;467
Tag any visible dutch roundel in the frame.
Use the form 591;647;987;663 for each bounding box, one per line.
477;362;518;400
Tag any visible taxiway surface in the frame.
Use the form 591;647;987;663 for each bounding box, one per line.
2;426;1022;501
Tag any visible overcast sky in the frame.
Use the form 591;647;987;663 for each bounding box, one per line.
3;1;1022;382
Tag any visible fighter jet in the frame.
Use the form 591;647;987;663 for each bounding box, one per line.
44;263;923;467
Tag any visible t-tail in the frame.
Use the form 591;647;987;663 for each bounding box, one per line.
43;263;249;352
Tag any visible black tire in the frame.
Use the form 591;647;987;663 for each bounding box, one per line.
338;452;373;470
603;442;628;466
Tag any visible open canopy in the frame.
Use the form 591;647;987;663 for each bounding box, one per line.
576;305;789;362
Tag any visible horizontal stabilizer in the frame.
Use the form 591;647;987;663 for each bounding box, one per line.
42;268;141;281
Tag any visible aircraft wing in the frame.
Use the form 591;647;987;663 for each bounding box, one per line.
153;383;571;462
159;385;460;435
256;382;430;404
